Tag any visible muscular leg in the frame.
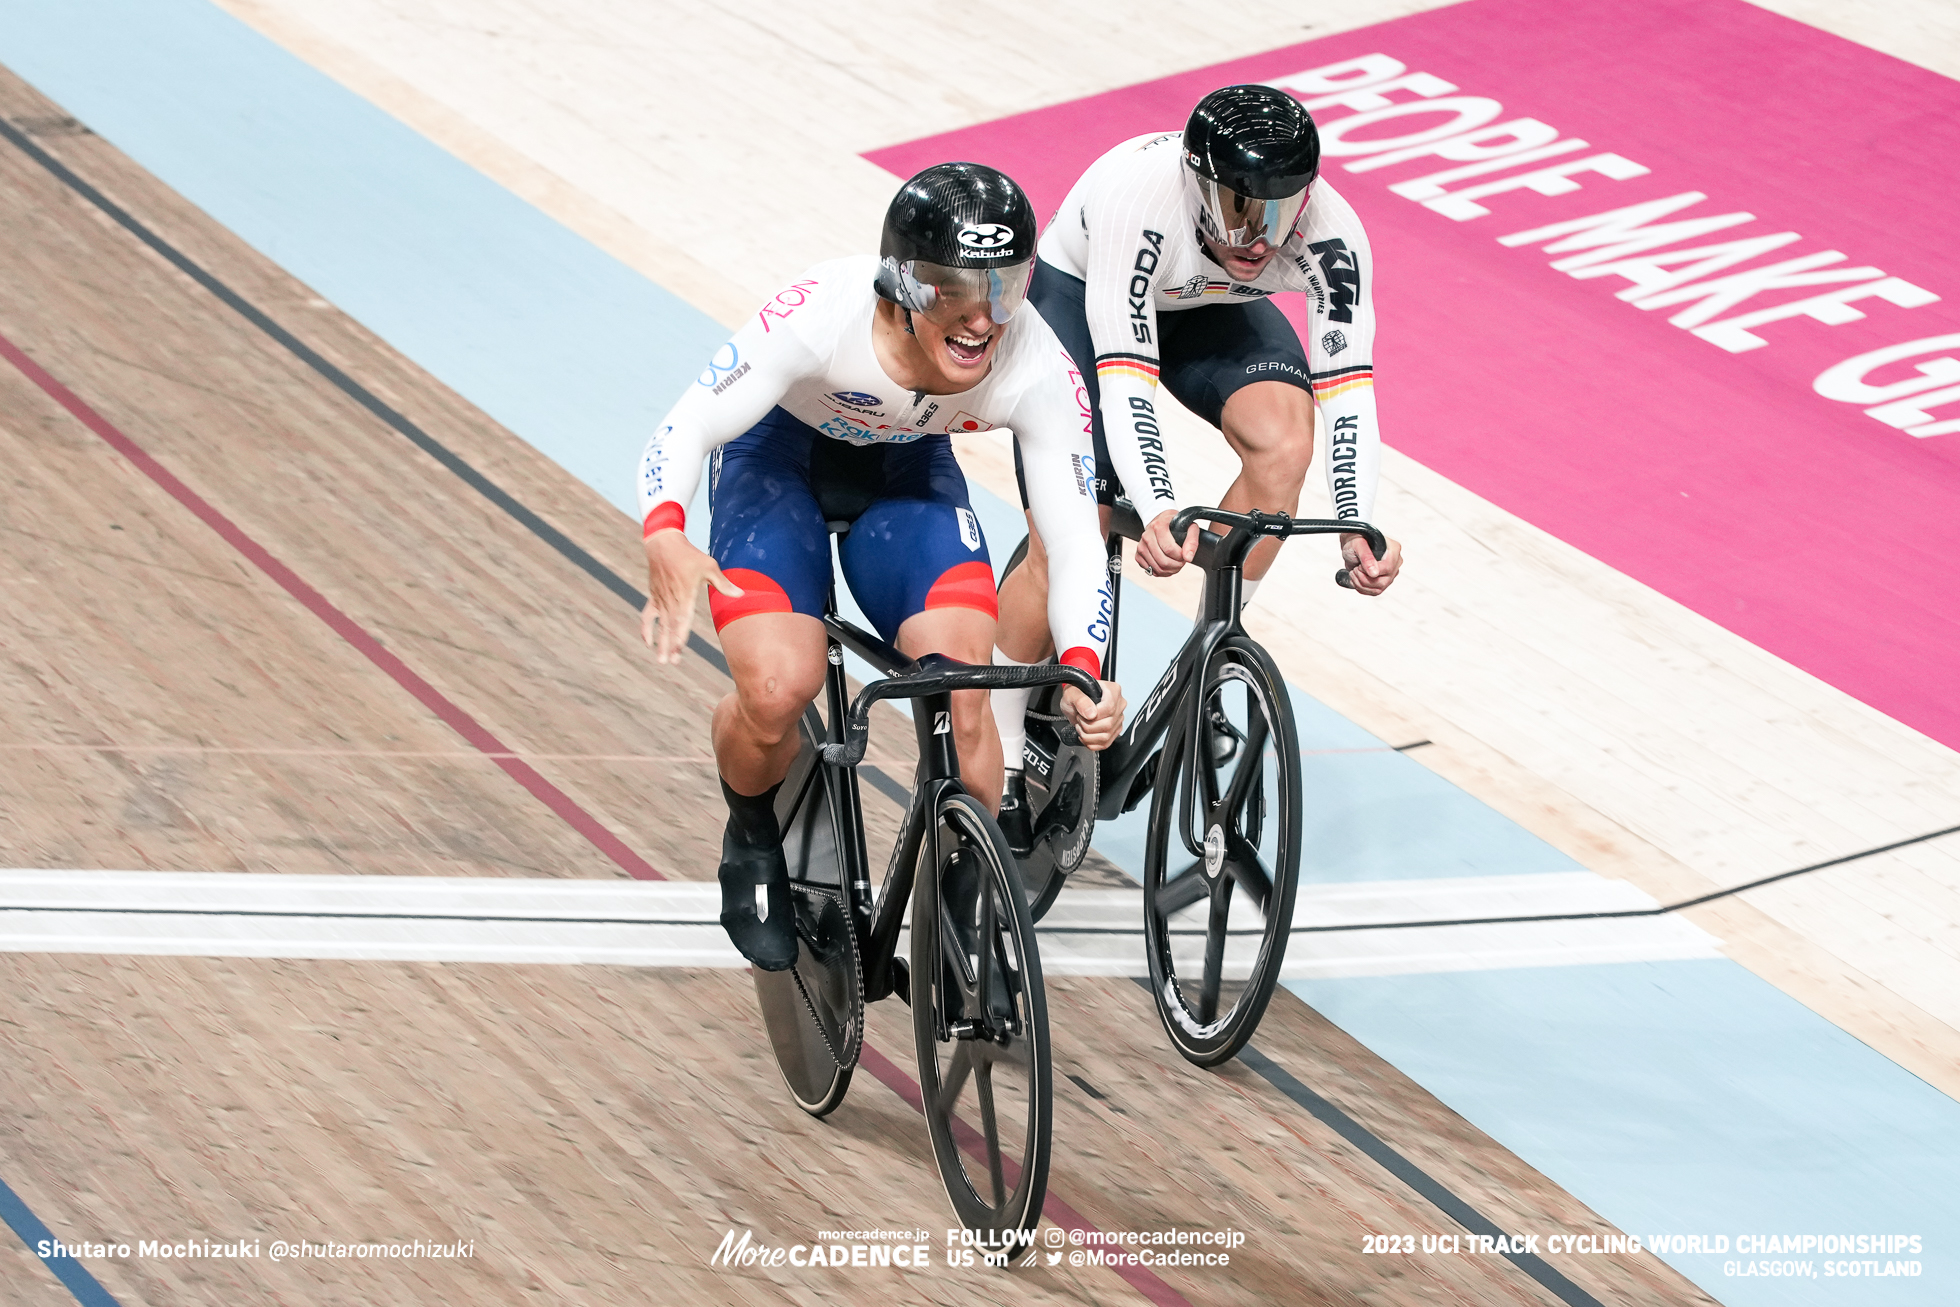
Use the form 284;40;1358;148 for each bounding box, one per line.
713;612;829;795
707;610;828;970
1217;380;1316;581
994;503;1114;665
995;511;1055;664
896;606;1005;815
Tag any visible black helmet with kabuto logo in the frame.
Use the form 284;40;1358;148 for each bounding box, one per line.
875;162;1039;325
1183;85;1320;249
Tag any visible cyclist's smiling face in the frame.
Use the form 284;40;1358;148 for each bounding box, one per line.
920;293;1003;378
875;294;1005;397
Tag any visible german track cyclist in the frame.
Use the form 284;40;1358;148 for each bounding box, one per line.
991;84;1406;848
637;163;1126;970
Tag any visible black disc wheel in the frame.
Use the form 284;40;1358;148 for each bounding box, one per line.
912;790;1051;1245
753;714;863;1116
1142;637;1302;1067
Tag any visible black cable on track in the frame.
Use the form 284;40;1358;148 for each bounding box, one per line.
1284;822;1960;934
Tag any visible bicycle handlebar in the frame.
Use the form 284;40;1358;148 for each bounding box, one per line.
1161;507;1387;590
1167;506;1385;556
820;659;1102;768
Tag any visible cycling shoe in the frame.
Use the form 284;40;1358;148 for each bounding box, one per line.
996;771;1035;857
718;831;797;972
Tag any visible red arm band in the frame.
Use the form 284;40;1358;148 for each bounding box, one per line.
1058;646;1102;680
642;502;686;538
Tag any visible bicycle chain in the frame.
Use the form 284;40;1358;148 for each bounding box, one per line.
785;884;859;1068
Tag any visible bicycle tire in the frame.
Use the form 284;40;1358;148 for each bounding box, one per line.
994;532;1090;920
912;789;1052;1247
1141;636;1302;1067
753;713;863;1116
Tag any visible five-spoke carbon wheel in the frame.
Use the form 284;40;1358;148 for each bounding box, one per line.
912;790;1052;1245
1142;636;1302;1067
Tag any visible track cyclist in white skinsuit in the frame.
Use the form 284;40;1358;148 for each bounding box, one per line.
991;84;1406;851
638;163;1126;971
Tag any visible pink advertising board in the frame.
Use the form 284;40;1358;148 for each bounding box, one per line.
867;0;1960;750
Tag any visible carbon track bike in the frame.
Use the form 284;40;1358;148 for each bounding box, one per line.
1007;502;1387;1067
752;560;1100;1244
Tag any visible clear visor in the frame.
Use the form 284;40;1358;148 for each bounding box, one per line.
895;258;1034;326
1195;178;1310;250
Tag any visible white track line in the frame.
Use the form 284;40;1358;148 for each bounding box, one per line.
0;869;1718;976
1038;873;1720;978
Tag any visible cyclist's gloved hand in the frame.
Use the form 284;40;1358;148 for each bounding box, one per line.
1136;508;1200;578
1063;680;1126;752
1339;532;1404;597
641;528;744;664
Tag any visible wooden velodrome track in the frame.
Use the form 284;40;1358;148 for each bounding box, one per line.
0;58;1725;1307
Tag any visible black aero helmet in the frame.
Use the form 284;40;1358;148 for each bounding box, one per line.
875;162;1039;325
1184;85;1320;248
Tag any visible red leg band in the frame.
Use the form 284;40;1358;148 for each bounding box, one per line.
709;568;793;630
922;559;999;620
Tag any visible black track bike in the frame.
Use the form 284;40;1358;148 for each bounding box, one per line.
1007;502;1386;1067
753;568;1100;1243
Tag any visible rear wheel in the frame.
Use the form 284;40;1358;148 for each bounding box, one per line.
753;713;863;1116
912;790;1051;1248
1141;637;1301;1067
999;532;1099;921
1014;687;1097;921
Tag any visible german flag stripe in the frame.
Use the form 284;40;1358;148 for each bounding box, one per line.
1310;364;1374;382
1311;376;1375;399
1096;353;1160;382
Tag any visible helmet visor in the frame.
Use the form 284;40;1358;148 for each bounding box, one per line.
1195;178;1310;250
897;258;1035;326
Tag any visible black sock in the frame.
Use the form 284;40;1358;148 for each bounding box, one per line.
720;777;782;847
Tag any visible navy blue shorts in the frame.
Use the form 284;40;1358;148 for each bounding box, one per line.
707;407;995;642
1016;258;1313;506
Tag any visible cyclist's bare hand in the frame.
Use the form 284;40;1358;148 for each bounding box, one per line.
1062;680;1126;752
641;528;743;664
1136;508;1199;577
1341;532;1403;597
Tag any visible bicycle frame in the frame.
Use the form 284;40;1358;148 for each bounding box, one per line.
1086;508;1246;823
787;591;1097;1005
774;604;956;1006
1076;502;1384;822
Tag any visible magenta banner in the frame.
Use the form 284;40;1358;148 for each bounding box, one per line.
866;0;1960;750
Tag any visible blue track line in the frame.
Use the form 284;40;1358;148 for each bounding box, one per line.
0;1171;123;1306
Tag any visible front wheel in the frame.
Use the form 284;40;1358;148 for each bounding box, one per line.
1142;636;1302;1067
912;789;1051;1248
